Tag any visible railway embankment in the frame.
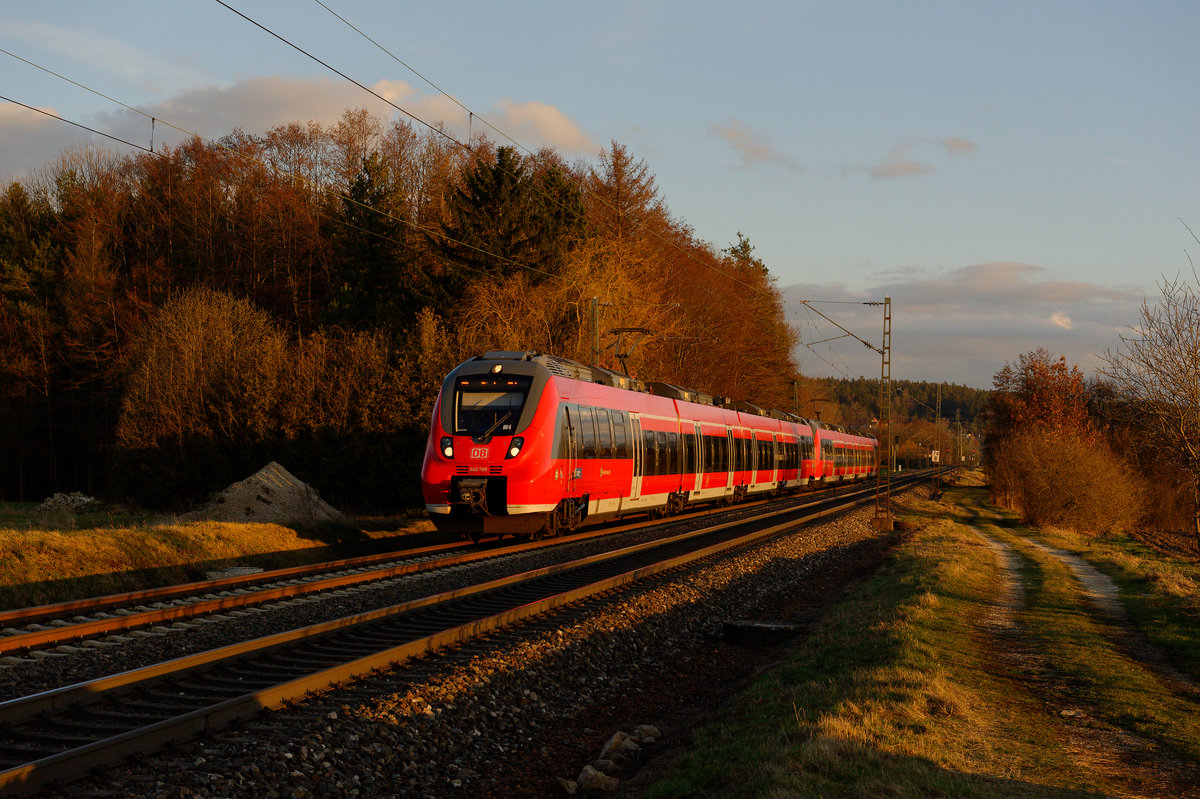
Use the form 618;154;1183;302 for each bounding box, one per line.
0;505;433;610
638;474;1200;799
4;475;1198;797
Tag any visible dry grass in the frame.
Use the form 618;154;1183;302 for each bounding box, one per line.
0;521;321;607
1025;522;1200;678
0;510;436;609
644;503;1103;798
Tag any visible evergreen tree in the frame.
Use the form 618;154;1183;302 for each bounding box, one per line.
436;145;543;279
326;151;437;330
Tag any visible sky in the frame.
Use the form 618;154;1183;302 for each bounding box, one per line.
2;0;1197;390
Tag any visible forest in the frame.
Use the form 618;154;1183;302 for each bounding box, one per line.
0;110;801;511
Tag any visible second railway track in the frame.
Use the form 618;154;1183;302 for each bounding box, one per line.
0;479;893;659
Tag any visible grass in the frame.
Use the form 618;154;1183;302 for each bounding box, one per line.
0;502;437;610
960;492;1200;765
1021;525;1200;681
640;478;1200;798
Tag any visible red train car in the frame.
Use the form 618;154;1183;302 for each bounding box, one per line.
420;351;879;541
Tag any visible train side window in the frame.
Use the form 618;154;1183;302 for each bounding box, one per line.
666;432;679;474
681;430;691;474
578;406;596;459
612;411;629;458
596;409;612;457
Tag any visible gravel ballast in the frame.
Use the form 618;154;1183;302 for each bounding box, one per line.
20;491;922;798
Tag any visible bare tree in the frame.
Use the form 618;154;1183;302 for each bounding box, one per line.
1100;238;1200;550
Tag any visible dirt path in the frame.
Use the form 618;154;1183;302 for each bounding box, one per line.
1023;537;1200;701
971;526;1200;799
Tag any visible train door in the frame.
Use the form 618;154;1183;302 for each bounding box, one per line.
630;414;644;501
773;435;781;483
563;405;578;496
691;424;701;492
748;431;758;482
725;428;735;490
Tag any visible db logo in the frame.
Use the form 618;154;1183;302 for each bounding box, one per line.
470;447;488;460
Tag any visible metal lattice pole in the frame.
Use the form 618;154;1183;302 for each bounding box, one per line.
874;296;893;531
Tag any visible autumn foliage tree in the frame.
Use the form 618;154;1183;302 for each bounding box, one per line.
987;348;1091;440
0;109;803;510
1101;271;1200;550
985;348;1140;534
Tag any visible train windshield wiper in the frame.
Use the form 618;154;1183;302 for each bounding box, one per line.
480;411;512;440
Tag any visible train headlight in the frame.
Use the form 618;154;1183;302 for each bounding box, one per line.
506;436;524;459
440;436;454;459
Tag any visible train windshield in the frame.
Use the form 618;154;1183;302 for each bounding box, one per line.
454;374;533;438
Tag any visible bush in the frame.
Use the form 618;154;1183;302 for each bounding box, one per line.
987;428;1143;535
113;289;446;512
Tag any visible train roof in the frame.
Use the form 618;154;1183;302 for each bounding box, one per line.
476;351;647;392
646;381;715;406
467;351;830;428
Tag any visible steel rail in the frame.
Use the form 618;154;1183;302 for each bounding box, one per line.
0;479;890;655
0;473;933;796
0;538;471;627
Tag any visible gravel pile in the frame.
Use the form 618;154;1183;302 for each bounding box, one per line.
36;492;100;512
181;462;343;525
10;488;927;797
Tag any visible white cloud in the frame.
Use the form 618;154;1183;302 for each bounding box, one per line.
370;79;419;106
5;21;208;93
0;101;98;182
1050;311;1074;329
931;136;978;157
844;136;978;180
0;75;602;178
783;261;1143;388
488;98;598;154
870;144;934;179
709;119;803;173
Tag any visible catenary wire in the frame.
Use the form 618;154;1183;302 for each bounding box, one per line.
8;2;880;372
228;0;781;302
0;85;556;285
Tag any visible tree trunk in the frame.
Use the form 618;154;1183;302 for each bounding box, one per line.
1193;470;1200;560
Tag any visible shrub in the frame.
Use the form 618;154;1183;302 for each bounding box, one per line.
113;289;441;512
987;428;1143;535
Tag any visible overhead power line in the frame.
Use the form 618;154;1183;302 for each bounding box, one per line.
0;75;554;284
9;3;873;374
0;93;160;157
221;0;776;300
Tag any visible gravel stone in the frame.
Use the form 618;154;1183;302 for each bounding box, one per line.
9;486;927;797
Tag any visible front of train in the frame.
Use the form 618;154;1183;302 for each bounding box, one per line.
420;352;562;540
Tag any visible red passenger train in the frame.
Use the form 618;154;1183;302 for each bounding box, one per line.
420;351;879;541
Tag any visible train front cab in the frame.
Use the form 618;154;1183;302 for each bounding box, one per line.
421;353;563;540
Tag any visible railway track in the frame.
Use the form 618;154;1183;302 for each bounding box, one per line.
0;472;936;796
0;479;887;657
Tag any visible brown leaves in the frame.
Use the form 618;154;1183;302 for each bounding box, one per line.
990;348;1092;439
